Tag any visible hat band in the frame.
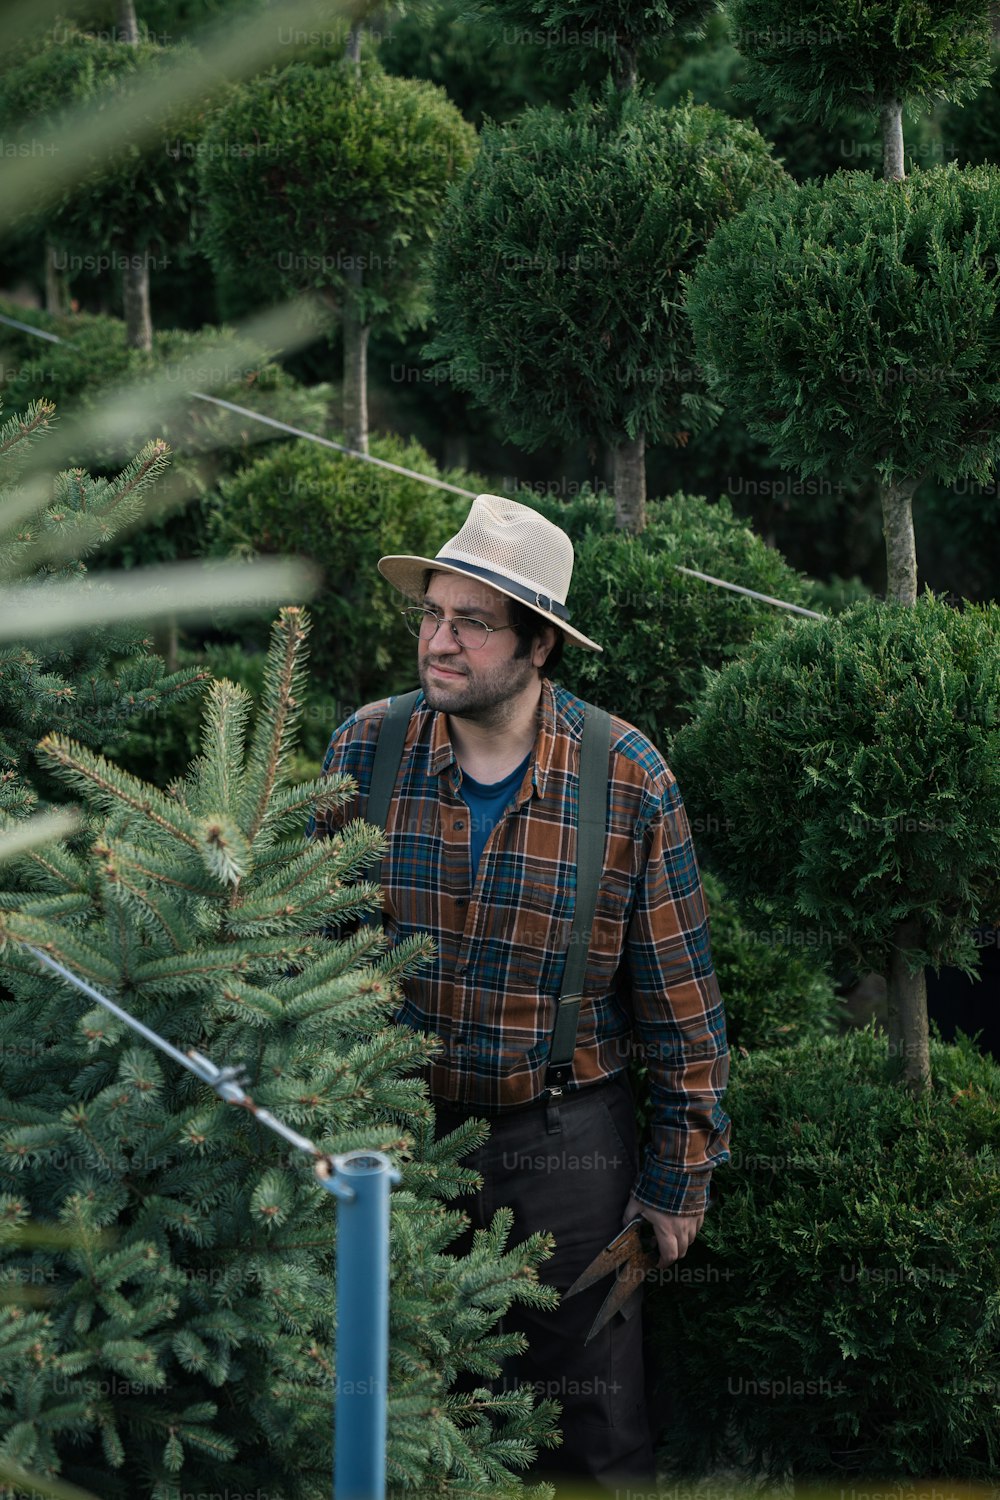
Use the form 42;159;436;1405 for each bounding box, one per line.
432;555;570;622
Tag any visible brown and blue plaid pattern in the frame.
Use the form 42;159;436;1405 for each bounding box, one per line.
311;678;730;1215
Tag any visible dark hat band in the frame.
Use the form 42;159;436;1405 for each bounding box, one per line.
430;555;570;623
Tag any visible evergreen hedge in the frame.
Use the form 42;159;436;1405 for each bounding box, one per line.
210;435;478;714
533;489;811;743
701;871;842;1053
649;1027;1000;1481
0;300;333;491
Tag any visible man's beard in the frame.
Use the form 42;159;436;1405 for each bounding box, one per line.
418;649;536;725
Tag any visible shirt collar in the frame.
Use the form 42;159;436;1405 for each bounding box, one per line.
426;677;558;799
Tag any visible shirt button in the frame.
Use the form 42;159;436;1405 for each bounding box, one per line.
454;820;465;830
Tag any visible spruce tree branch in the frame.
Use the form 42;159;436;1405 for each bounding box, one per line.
242;608;309;848
0;400;55;465
37;735;202;852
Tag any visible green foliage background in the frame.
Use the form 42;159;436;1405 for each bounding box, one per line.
428;85;786;453
650;1027;1000;1481
671;594;1000;977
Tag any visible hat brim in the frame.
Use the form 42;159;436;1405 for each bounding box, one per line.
377;554;603;653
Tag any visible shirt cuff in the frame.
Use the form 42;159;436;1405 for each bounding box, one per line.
631;1150;721;1216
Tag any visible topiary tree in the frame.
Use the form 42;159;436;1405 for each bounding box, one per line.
428;85;785;533
0;24;209;350
670;593;1000;1093
0;609;560;1497
728;0;995;179
527;487;813;740
209;431;476;710
648;1027;1000;1482
654;26;881;182
200;59;477;455
685;164;1000;604
471;0;720;91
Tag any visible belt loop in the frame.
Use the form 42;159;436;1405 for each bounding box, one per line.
545;1085;563;1135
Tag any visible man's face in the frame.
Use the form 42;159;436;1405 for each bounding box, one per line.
417;572;538;721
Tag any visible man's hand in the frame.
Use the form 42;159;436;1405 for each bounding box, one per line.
623;1194;704;1268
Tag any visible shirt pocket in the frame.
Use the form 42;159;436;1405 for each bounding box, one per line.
510;878;574;992
508;873;634;994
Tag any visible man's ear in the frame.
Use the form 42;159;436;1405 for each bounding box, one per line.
532;624;558;669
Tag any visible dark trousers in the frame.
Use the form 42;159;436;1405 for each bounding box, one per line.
433;1075;656;1493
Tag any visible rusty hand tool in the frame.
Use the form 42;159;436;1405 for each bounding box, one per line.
563;1214;658;1343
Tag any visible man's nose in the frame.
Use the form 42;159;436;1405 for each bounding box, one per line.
425;616;462;651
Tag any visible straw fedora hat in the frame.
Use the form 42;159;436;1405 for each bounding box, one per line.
378;493;603;653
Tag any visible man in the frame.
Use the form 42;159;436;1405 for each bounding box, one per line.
313;493;730;1491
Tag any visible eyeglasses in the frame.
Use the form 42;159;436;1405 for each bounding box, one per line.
400;604;517;651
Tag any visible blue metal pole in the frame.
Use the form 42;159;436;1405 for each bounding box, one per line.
318;1150;400;1500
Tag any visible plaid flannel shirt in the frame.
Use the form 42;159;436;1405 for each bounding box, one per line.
312;678;731;1216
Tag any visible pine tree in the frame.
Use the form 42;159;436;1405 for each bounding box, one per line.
0;397;207;827
0;608;559;1499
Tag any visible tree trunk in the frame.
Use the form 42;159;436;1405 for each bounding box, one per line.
614;40;638;91
123;253;153;352
886;916;931;1094
343;263;369;454
612;431;646;532
153;619;179;673
443;433;469;471
601;440;616;494
117;0;140;44
44;240;66;315
881;97;905;180
345;24;362;70
879;477;918;603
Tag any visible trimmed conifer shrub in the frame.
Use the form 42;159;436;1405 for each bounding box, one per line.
0;610;558;1498
428;85;786;530
685;164;1000;603
701;871;842;1052
648;1027;1000;1482
671;593;1000;1090
210;435;477;712
533;488;811;743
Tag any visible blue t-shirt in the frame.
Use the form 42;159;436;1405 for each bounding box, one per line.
459;754;530;879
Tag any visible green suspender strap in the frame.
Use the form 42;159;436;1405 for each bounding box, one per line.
364;689;421;901
364;690;612;1092
543;704;612;1095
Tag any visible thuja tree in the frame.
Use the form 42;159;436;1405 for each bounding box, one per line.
0;397;206;819
686;164;1000;604
670;594;1000;1093
200;60;477;455
531;488;813;741
728;0;995;179
428;86;785;533
0;25;207;350
0;610;558;1498
650;1028;1000;1481
474;0;720;91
